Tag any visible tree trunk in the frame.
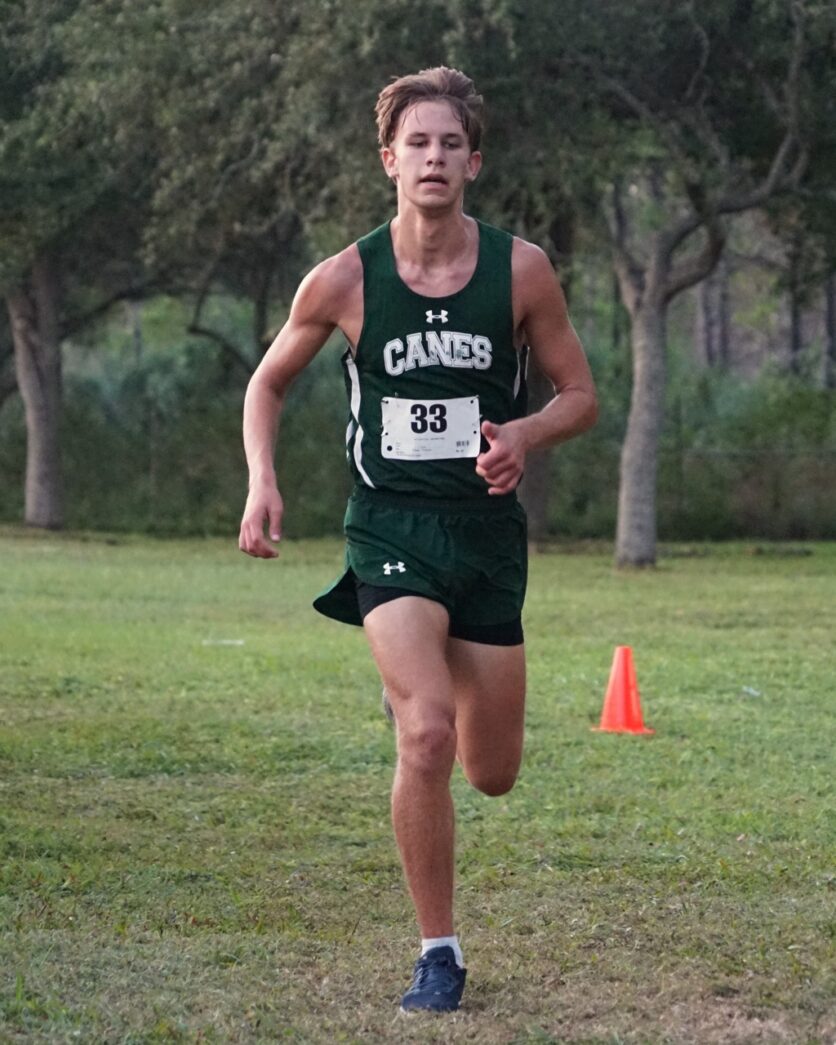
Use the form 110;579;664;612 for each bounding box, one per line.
695;278;714;366
129;299;144;364
615;300;666;566
787;235;803;373
6;254;64;529
695;253;730;368
0;330;17;409
717;253;731;367
824;270;835;390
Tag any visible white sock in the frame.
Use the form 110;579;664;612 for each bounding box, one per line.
421;935;465;969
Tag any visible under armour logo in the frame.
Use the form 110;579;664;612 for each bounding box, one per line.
426;310;448;324
383;561;406;575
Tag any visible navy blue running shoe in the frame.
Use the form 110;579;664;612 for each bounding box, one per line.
400;945;467;1013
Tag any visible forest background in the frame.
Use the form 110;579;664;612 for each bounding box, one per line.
1;0;835;563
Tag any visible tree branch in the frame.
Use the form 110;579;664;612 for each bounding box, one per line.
715;142;807;218
186;319;255;376
683;0;711;104
606;179;644;315
664;220;726;301
680;104;730;174
252;262;273;354
186;232;256;377
660;4;807;270
593;69;694;180
731;50;782;118
209;137;260;209
724;0;806;210
60;278;164;339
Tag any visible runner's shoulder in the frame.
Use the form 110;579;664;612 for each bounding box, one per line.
294;244;363;326
511;237;554;282
511;237;565;310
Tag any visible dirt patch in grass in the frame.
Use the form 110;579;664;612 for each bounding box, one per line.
660;999;794;1043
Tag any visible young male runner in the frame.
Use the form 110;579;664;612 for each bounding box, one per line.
239;67;597;1013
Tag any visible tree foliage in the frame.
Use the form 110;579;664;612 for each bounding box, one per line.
0;0;152;299
0;0;833;537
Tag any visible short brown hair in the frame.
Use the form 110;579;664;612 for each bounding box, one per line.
375;66;484;151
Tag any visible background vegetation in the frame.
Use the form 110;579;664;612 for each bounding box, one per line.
1;0;834;549
2;291;833;541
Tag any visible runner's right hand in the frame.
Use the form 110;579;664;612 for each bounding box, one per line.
238;484;284;558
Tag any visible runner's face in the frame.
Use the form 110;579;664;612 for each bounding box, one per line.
382;100;481;208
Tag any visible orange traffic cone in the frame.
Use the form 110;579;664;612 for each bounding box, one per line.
593;646;654;734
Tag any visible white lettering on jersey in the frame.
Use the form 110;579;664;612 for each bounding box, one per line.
383;332;493;376
425;330;453;366
384;338;406;376
471;335;492;369
404;332;430;371
451;332;472;367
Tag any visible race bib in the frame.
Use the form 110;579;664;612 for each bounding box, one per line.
381;396;481;461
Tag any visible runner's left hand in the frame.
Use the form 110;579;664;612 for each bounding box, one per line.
476;420;527;495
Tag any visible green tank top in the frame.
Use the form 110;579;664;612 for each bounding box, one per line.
342;218;527;500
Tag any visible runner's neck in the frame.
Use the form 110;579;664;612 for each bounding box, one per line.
390;212;478;296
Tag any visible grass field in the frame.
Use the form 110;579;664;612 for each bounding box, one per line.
1;529;834;1044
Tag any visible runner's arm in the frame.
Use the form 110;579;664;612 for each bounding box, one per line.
476;241;598;495
239;254;355;558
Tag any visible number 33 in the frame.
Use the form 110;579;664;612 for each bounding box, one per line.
410;403;448;434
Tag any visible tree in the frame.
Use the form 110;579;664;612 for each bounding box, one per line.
695;254;731;368
532;0;821;564
76;0;449;373
0;324;14;409
6;0;831;543
1;1;155;528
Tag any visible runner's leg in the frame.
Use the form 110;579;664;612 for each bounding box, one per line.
363;595;458;938
448;638;526;796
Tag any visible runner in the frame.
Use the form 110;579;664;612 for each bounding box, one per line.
239;66;597;1013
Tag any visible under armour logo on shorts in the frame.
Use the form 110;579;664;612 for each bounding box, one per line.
425;310;448;324
383;561;406;575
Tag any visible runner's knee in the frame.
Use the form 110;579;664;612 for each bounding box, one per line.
464;764;519;797
397;717;457;776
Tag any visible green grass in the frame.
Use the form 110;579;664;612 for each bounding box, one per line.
1;529;834;1043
